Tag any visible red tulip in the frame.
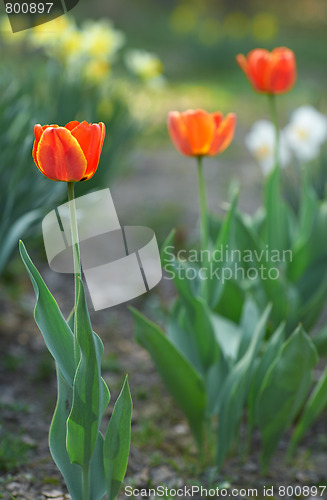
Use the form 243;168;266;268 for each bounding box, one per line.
33;120;105;182
168;109;236;157
236;47;296;95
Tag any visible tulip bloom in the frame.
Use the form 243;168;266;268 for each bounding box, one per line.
236;47;296;95
33;120;105;182
168;109;236;157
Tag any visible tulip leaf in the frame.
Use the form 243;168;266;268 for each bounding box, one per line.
172;259;201;304
168;261;219;374
66;309;110;418
237;297;260;360
182;296;219;374
0;209;42;275
49;367;106;500
289;364;327;457
94;332;111;418
67;278;101;466
211;313;241;362
167;298;204;373
209;190;239;308
19;241;75;386
247;322;285;433
256;326;318;471
216;304;271;468
160;229;176;266
49;367;83;500
104;377;132;500
213;279;245;324
131;307;206;448
312;326;327;357
264;166;289;252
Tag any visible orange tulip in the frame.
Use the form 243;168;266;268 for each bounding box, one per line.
168;109;236;157
236;47;296;95
33;120;105;182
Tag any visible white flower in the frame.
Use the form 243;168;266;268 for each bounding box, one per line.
245;120;291;175
284;105;327;162
125;50;164;83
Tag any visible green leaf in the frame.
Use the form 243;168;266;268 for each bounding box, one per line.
169;275;219;374
19;241;75;386
66;278;101;466
182;296;219;374
206;351;230;417
312;326;327;357
297;267;327;331
104;377;133;500
237;298;260;360
213;189;239;250
211;313;241;361
257;326;318;470
167;299;204;374
49;368;83;500
216;305;271;468
209;190;239;308
213;279;245;324
94;332;111;418
260;265;299;333
232;212;261;272
131;307;206;447
247;322;285;432
49;368;107;500
289;365;327;457
0;209;41;275
264;166;289;252
160;229;176;267
66;310;110;418
168;301;229;417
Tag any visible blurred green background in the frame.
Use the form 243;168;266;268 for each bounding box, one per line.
86;0;327;143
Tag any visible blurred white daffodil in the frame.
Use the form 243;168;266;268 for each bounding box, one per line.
245;120;291;175
284;105;327;162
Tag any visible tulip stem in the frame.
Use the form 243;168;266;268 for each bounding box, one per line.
197;157;210;300
67;182;81;328
268;94;280;168
82;464;90;500
197;156;209;252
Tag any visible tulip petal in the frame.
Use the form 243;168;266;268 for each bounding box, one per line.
247;49;271;92
70;121;106;180
212;112;224;129
32;124;58;167
209;113;236;155
182;110;215;155
36;127;87;182
167;112;192;156
266;47;296;94
236;54;251;83
65;120;81;132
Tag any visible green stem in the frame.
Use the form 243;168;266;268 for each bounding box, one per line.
82;464;90;500
197;157;209;300
268;94;280;169
197;157;209;252
67;182;81;325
